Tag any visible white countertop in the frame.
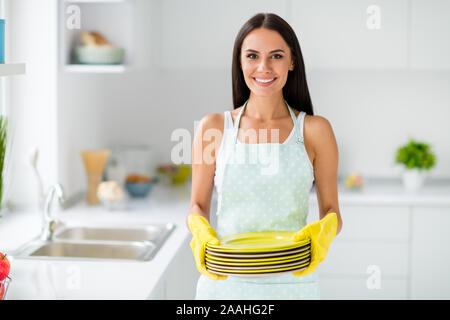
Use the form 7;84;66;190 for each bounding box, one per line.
1;177;449;299
324;177;450;207
0;182;192;299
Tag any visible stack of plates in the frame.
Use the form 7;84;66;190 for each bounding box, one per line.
206;231;311;278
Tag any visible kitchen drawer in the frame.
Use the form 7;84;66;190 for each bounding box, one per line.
319;275;408;300
308;203;410;241
318;241;409;277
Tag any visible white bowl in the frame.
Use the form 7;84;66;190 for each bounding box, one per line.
74;46;125;65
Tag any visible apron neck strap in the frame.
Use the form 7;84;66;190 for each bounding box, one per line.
232;99;302;144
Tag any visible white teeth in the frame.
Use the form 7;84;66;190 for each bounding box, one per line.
255;78;275;83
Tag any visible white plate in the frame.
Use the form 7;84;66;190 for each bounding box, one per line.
206;245;310;258
207;266;309;278
205;257;310;270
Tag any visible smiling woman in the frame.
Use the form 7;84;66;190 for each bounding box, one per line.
188;12;342;301
231;16;314;117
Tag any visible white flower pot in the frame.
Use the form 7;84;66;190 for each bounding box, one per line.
402;168;427;192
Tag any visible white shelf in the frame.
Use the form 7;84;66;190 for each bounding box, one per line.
0;63;26;77
65;0;126;3
59;0;134;71
63;64;125;73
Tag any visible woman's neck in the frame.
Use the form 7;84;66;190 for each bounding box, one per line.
245;94;288;121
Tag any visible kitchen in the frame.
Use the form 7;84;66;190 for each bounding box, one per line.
0;0;450;300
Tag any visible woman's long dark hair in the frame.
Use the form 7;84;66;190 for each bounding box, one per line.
232;13;314;115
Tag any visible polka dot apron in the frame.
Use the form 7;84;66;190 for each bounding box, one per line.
195;99;320;300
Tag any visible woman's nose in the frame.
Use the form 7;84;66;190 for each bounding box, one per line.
256;59;271;72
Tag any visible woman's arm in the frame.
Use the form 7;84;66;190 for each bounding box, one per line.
307;115;343;235
186;113;224;229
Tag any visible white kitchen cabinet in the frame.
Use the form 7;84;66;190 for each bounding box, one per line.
163;235;199;299
319;276;408;300
59;0;135;72
321;241;409;276
0;63;26;77
289;0;409;69
322;205;409;241
147;279;166;300
410;0;450;69
308;202;410;299
307;203;410;241
411;206;450;299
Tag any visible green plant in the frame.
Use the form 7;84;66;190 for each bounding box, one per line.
0;116;7;211
395;138;436;170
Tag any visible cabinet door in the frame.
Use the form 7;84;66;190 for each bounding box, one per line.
411;206;450;299
320;276;408;300
319;241;409;276
290;0;408;69
411;0;450;69
164;235;200;299
308;203;410;241
160;0;287;69
308;202;410;299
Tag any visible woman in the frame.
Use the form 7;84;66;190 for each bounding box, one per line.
187;13;343;300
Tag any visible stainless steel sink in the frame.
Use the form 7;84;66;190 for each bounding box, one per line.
13;240;156;261
53;223;173;244
11;223;176;262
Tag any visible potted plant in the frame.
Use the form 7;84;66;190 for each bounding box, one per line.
395;138;436;192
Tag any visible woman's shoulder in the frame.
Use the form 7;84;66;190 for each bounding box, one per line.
202;107;244;130
304;114;335;149
304;114;333;132
197;112;225;136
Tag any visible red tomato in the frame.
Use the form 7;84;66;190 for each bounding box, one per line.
0;253;10;281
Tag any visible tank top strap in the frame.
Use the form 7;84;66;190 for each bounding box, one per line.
298;111;306;144
224;111;233;129
231;100;249;143
285;101;303;144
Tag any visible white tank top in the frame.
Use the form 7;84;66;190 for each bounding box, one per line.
214;110;313;193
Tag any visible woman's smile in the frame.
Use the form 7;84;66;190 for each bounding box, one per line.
253;77;277;87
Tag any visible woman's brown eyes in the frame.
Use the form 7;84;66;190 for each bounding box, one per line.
246;54;283;59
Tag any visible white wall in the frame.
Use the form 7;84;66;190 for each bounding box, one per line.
57;0;450;201
308;69;450;178
6;0;450;207
5;0;58;210
59;69;450;196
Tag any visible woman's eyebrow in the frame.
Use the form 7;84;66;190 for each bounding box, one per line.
245;49;285;53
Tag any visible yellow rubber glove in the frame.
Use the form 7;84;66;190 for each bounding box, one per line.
291;212;338;277
187;214;227;280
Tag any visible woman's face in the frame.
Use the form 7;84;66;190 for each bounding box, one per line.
240;28;294;97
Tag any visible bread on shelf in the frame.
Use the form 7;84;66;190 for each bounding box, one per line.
80;31;113;47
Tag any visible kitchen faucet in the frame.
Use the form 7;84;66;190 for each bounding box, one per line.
41;183;65;241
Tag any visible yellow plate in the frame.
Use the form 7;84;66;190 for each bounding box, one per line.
205;251;310;266
206;231;310;253
206;257;310;270
207;265;308;278
206;260;310;274
206;244;310;258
